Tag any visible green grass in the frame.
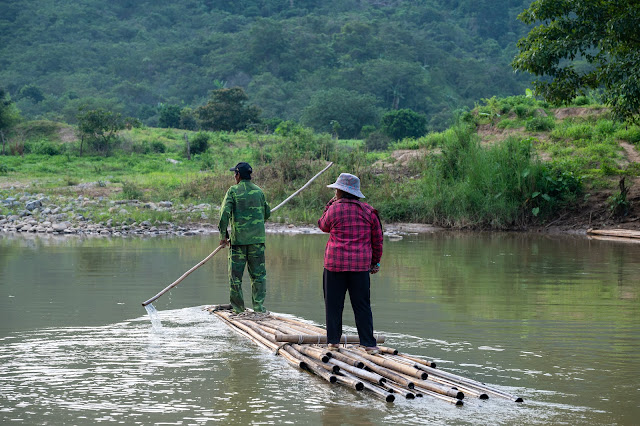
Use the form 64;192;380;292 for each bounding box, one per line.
2;99;639;228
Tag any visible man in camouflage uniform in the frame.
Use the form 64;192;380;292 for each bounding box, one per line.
218;162;271;314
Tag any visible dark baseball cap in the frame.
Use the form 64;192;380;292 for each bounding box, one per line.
230;162;252;174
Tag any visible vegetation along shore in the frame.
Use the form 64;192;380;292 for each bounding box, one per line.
1;96;639;237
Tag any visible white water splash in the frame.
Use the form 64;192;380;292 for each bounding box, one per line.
144;303;163;331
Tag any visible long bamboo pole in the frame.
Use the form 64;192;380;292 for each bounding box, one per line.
338;371;394;402
269;315;328;335
142;162;333;307
142;245;225;306
412;386;464;406
339;348;414;389
351;348;427;380
397;352;437;368
270;162;334;212
327;350;364;369
327;358;387;385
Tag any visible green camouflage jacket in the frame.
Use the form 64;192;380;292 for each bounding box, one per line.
218;179;271;245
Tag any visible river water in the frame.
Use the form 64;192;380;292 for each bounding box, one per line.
1;232;638;425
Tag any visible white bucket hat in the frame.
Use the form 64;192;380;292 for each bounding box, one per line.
327;173;365;198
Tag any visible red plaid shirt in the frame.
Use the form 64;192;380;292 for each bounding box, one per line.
318;198;383;272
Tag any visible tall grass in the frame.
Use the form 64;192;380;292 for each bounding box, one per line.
376;125;579;227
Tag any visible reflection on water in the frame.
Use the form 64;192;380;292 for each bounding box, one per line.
0;232;639;424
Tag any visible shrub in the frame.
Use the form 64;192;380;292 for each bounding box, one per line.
132;142;151;154
189;132;209;155
525;117;555;132
199;152;215;171
572;96;591;106
379;109;428;141
261;117;283;133
25;140;62;155
615;126;640;144
365;131;391;151
514;104;534;119
121;180;144;200
158;104;181;128
151;140;166;153
360;125;376;139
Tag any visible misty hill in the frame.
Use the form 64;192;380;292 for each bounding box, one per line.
0;0;533;131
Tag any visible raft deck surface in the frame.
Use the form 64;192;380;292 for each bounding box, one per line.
206;304;523;405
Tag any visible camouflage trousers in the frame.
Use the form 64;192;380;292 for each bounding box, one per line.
228;243;266;314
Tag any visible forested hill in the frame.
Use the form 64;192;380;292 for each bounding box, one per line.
1;0;533;131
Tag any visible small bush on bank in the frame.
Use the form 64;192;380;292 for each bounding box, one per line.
365;131;391;151
151;141;166;153
121;180;144;200
26;140;63;156
615;126;640;144
525;117;555;132
188;132;209;155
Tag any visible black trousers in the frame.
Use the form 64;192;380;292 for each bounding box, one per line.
323;268;376;347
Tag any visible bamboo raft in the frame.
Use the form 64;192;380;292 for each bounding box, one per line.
206;304;524;405
587;228;640;243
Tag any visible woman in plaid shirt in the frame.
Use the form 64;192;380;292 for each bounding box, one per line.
318;173;383;354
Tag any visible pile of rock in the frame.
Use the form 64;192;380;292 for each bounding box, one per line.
0;192;218;237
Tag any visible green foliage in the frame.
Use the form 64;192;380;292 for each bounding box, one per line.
513;0;640;123
376;125;583;227
364;131;391;151
197;87;260;132
274;121;304;137
150;141;166;153
18;84;45;103
379;109;428;141
121;180;144;200
158;104;182;129
77;107;139;155
179;107;198;131
551;122;594;141
29;140;62;156
525;117;555;132
608;178;630;217
615;126;640;144
188;132;210;155
1;1;535;131
0;88;21;153
301;89;380;138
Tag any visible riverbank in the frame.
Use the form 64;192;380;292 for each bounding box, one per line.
2;189;638;240
0;190;437;238
2;99;639;232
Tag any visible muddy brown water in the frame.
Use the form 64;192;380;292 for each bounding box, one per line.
1;232;638;424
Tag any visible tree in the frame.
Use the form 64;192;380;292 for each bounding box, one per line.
380;109;428;141
18;84;45;103
300;88;380;138
196;87;260;132
512;0;640;123
77;107;139;155
0;88;21;155
158;104;181;128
